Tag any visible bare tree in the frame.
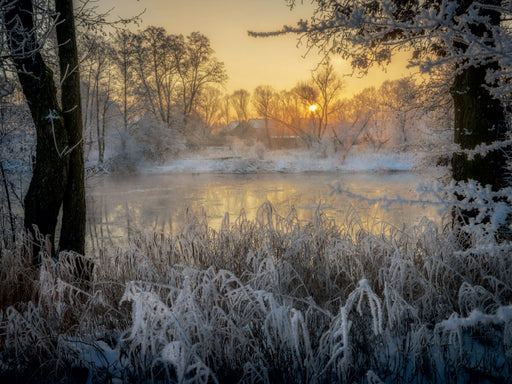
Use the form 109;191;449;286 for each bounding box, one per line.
311;61;344;138
196;85;222;136
253;85;276;147
110;29;136;149
131;26;179;128
268;88;312;146
292;82;319;142
54;0;86;257
174;32;227;121
333;86;381;155
231;89;250;123
220;93;231;128
80;35;113;164
293;82;318;107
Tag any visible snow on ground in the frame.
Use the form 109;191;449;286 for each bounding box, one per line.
146;147;421;174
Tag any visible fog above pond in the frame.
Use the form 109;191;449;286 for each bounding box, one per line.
86;169;443;251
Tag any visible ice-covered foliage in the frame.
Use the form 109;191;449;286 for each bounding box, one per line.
253;1;512;88
0;202;511;382
108;116;187;172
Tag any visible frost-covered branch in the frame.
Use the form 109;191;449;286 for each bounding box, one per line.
251;0;512;84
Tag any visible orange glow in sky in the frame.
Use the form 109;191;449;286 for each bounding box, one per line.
100;0;412;97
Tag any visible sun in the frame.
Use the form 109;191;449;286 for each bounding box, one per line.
309;104;318;112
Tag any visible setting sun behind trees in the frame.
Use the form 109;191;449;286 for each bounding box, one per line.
77;0;428;166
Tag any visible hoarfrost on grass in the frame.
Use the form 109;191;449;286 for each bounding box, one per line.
1;202;511;382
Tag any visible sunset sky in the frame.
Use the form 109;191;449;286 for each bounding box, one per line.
99;0;412;97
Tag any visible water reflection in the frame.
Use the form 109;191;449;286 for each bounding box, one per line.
86;172;442;250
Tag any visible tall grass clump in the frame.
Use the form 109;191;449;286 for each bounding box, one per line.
0;202;511;382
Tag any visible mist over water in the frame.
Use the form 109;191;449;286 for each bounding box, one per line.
86;169;442;251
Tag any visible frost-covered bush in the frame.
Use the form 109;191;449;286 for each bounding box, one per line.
107;129;142;172
109;116;186;171
1;203;511;383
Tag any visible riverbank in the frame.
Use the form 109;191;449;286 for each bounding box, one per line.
142;146;431;174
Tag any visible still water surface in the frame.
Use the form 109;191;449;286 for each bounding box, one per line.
86;171;442;250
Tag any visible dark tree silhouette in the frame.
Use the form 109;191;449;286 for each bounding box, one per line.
450;1;509;191
4;0;87;266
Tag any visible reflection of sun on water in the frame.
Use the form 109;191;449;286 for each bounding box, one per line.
86;173;442;252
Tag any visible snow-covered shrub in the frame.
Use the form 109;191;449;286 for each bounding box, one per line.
105;128;141;172
109;116;187;171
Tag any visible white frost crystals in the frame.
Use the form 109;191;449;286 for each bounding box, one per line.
318;279;383;380
120;277;217;384
1;202;511;382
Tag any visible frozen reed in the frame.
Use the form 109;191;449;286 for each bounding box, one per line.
0;202;511;383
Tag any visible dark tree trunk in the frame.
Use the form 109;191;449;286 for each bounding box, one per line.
450;0;510;192
55;0;87;257
0;162;16;244
5;0;88;272
450;64;509;191
5;0;69;262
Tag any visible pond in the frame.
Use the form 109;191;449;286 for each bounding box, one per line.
86;171;443;251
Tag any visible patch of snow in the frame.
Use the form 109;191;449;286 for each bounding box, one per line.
439;305;512;331
145;148;422;174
